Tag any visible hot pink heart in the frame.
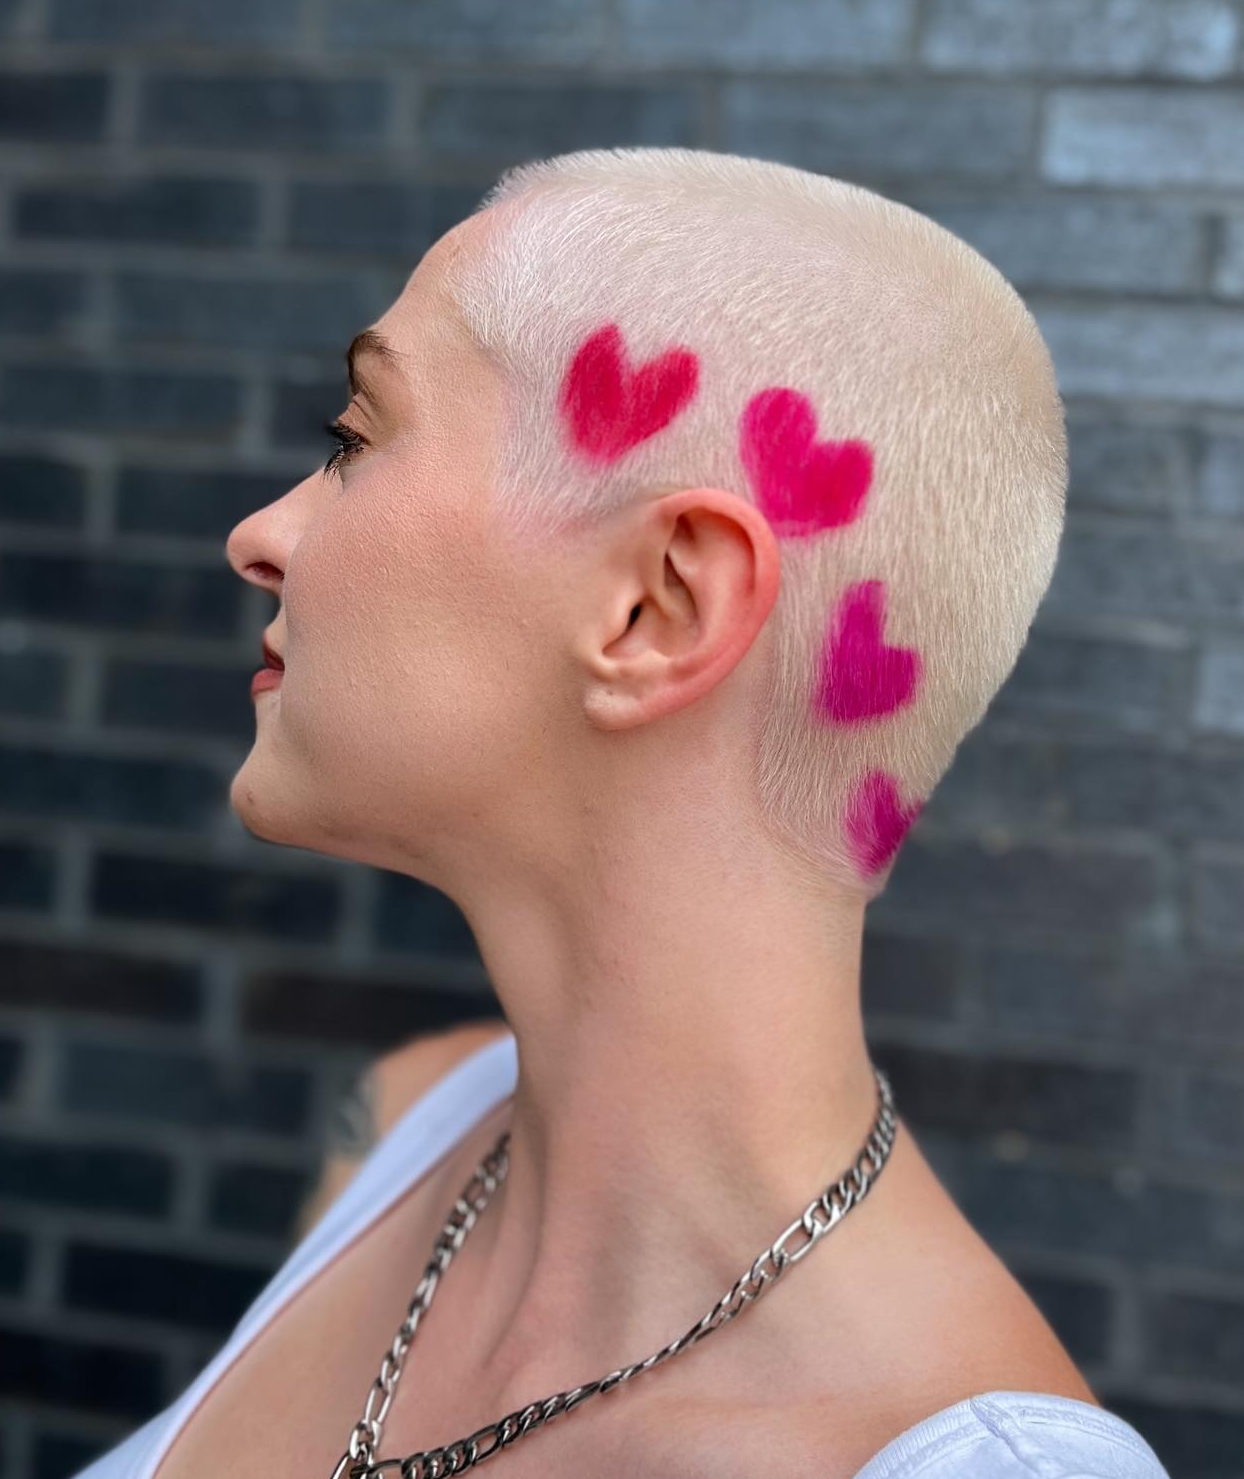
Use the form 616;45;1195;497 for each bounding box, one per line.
844;769;923;877
739;387;873;536
814;580;921;724
559;322;700;464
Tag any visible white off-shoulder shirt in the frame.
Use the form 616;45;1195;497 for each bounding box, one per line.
68;1031;1172;1479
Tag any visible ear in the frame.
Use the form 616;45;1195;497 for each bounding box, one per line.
578;486;781;731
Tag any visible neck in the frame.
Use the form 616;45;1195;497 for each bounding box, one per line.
433;840;897;1413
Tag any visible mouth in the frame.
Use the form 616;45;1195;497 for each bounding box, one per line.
262;640;285;671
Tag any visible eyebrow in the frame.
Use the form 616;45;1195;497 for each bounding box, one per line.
346;328;405;402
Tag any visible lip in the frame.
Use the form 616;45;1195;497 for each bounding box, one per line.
251;667;283;697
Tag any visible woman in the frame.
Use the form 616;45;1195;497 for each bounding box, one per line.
72;147;1171;1479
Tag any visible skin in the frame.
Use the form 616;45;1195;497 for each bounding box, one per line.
224;207;1094;1463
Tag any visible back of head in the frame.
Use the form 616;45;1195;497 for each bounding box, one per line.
444;146;1067;901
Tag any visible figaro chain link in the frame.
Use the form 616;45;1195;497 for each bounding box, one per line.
330;1062;897;1479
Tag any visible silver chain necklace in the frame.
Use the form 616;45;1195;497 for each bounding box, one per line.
330;1061;897;1479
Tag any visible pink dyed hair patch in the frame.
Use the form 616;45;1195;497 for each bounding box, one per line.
559;322;700;465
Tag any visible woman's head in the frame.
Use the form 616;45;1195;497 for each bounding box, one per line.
226;146;1066;904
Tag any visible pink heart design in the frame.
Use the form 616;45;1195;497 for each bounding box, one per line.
845;770;923;877
814;580;921;724
559;322;699;464
739;387;873;536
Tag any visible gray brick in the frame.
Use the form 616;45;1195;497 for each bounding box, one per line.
0;1327;163;1419
63;1242;269;1332
270;372;344;450
861;930;959;1021
994;630;1187;734
424;82;696;162
0;648;70;720
0;743;223;832
0;551;241;637
103;656;255;739
50;0;302;43
0;361;242;436
880;835;1175;945
0;1134;173;1217
904;193;1204;295
374;869;484;958
1045;523;1244;624
207;1162;311;1238
114;271;392;352
0;267;88;336
1191;852;1244;950
1216;214;1244;298
617;0;914;69
60;1039;312;1135
939;731;1244;843
941;1147;1244;1275
91;852;342;942
325;0;604;63
1033;302;1244;405
1147;1292;1244;1383
876;1041;1137;1149
1066;418;1192;515
0;939;202;1021
138;73;389;152
287;179;485;255
1105;1396;1244;1477
0;453;87;526
117;463;297;541
1194;642;1244;737
721;80;1035;179
1045;524;1184;619
1165;1069;1244;1158
1015;1269;1115;1367
14;175;260;248
241;971;499;1050
922;0;1238;80
971;946;1244;1053
0;70;108;142
1044;87;1244;189
1198;433;1244;518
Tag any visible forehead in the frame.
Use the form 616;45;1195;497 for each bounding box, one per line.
360;212;489;391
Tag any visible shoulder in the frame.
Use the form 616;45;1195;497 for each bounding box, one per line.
295;1017;511;1236
359;1016;513;1144
847;1391;1172;1479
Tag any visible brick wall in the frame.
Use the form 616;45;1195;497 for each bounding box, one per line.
1;2;1242;1476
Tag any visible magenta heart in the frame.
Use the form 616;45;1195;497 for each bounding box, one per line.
845;769;923;877
559;322;699;464
814;580;921;724
739;387;872;536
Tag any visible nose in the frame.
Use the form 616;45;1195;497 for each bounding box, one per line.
224;472;317;594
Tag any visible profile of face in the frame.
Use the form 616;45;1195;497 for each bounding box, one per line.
225;212;578;882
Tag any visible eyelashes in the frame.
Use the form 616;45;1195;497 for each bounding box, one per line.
322;416;367;479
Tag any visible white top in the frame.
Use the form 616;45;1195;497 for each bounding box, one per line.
69;1031;1172;1479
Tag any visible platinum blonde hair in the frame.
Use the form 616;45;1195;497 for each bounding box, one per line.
443;147;1068;900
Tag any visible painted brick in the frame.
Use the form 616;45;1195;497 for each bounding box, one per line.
908;193;1204;294
616;0;915;69
1194;642;1244;737
13;174;260;247
922;0;1238;80
424;82;697;161
1044;86;1244;189
137;73;390;152
50;0;302;43
722;80;1035;178
325;0;604;63
1033;301;1244;405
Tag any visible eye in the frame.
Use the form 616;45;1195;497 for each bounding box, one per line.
322;417;367;480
